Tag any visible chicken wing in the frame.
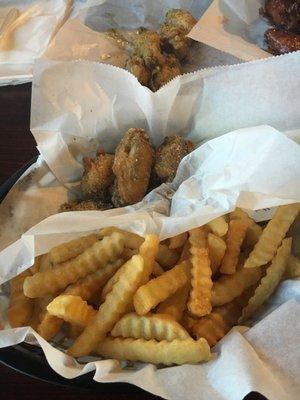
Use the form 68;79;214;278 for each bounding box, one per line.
126;55;151;86
151;54;182;91
265;27;300;54
262;0;300;32
154;135;194;183
112;128;154;205
133;28;164;67
160;9;197;60
81;153;114;200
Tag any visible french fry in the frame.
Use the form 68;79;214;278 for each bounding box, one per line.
49;234;99;264
7;270;33;328
138;234;160;274
179;240;191;262
230;208;262;249
239;238;292;323
102;235;158;301
121;247;137;261
156;244;179;269
190;313;229;346
133;261;189;316
207;217;228;237
100;227;178;268
187;248;212;317
169;232;188;249
29;256;42;274
97;337;211;365
220;219;250;274
284;254;300;279
157;283;190;321
38;260;122;340
47;295;97;327
152;261;165;276
23;233;124;298
39;253;52;272
66;259;123;299
111;312;190;341
189;227;207;248
68;254;152;357
37;314;64;340
212;267;262;306
244;204;299;268
243;223;263;249
101;263;126;301
207;233;226;274
181;312;197;333
99;227;143;249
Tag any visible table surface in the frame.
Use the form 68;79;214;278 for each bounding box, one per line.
0;83;266;400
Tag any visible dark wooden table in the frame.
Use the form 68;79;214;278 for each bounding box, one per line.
0;84;266;400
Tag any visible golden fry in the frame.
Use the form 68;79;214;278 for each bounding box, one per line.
66;259;123;299
39;253;52;272
38;260;122;340
138;234;160;275
220;219;250;274
212;267;262;306
97;337;211;365
239;238;292;323
187;248;212;317
111;312;190;341
229;208;262;249
100;227;178;268
99;227;143;249
207;233;226;274
133;261;189;316
189;227;207;248
68;254;152;357
23;233;124;298
207;217;228;237
7;270;33;328
179;240;191;262
244;204;299;268
37;314;64;340
47;295;97;327
49;234;99;264
169;232;188;249
191;313;229;346
157;283;190;321
152;261;165;276
156;244;179;269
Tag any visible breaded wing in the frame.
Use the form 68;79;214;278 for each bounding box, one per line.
160;9;197;60
133;28;164;67
81;153;114;200
112;128;154;205
126;55;151;86
151;54;181;91
165;9;197;32
154;135;194;183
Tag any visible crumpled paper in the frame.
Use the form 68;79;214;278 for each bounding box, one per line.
0;0;72;86
188;0;284;61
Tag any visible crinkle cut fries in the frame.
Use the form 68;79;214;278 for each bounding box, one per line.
7;204;300;364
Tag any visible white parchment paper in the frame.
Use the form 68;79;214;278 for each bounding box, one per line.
188;0;287;61
0;0;72;85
